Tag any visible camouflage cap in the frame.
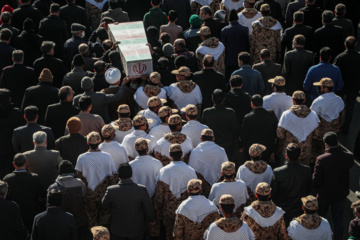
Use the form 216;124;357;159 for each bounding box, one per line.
201;129;214;137
132;115;153;126
91;226;110;240
187;179;202;193
135;137;151;151
255;182;272;195
219;194;235;205
196;26;211;36
249;144;266;157
313;77;334;87
168;114;182;125
147;96;166;108
158;106;172;117
268;76;286;86
351;200;360;209
87;131;101;144
149;72;161;84
116;118;132;131
301;195;318;210
101;124;115;138
117;104;130;114
169;143;182;153
180;104;198;115
221;161;236;175
292;90;305;100
260;3;270;11
171;66;191;77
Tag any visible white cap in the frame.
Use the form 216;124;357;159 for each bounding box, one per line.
105;67;121;84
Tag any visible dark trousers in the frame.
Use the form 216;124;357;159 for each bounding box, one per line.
225;65;238;83
318;198;346;240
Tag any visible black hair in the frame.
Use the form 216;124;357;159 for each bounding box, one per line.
201;135;213;141
169;10;178;22
325;86;333;92
94;61;106;73
320;47;332;62
58;160;75;175
0;28;12;41
89;143;100;150
24;105;38;121
119;112;130;118
345;36;357;49
229;75;243;87
257;194;271;201
200;6;212;15
238;52;251;65
169;123;181;131
137;149;147;156
102;40;113;51
170;151;182;161
79;96;92;111
152;0;161;5
286;144;301;161
294;98;305;105
50;3;60;13
273;84;285;93
304;208;317;214
118;163;132;179
96;27;109;42
260;49;270;59
203;55;214;67
0;88;11;104
212;89;225;105
189;191;201;196
47;189;62;207
186;114;197;120
160;32;171;44
13;153;27;167
0;12;11;24
59;87;72;101
220;204;234;214
160;115;168;123
250;155;261;161
293;34;305;46
251;94;263;107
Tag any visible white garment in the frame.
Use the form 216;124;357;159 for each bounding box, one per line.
129;155;163;197
122;130;157;158
139;109;161;130
279;110;319;143
75;151;117;191
236;165;273;193
154;135;193;159
287;217;332;240
134;87;167;110
196;42;225;61
111;121;135;144
86;0;108;9
244;205;285;227
164;84;202;110
263;92;293;120
204;220;255;240
149;124;171;141
188;141;228;185
157;161;197;198
238;11;262;34
222;0;244;11
192;0;213;7
99;141;129;170
310;92;344;122
181;120;208;147
209;180;249;209
176;195;218;223
252;18;283;33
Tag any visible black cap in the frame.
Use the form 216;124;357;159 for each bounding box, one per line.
71;23;86;32
323;132;338;146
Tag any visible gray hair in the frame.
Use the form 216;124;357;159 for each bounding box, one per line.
33;131;47;144
0;181;8;197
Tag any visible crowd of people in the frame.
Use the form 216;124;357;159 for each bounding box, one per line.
0;0;359;239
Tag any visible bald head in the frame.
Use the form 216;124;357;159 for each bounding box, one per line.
203;54;214;68
78;43;89;56
345;36;357;50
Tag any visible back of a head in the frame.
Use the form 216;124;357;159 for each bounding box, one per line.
286;143;301;161
78;43;89;56
345;36;357;50
293;34;305;46
230;75;243;87
0;88;11;105
229;9;239;22
169;10;178;22
174;55;186;69
238;52;251;65
160;32;171;44
293;11;304;23
41;41;55;54
260;49;270;59
33;131;47;144
0;28;12;41
102;39;113;51
47;189;62;207
0;180;8;198
12;50;24;63
306;0;315;5
0;11;11;24
24;105;38;121
94;60;106;73
109;50;121;62
79;95;92;111
322;10;333;24
212;89;225;105
50;3;60;13
118;163;132;179
59;86;72;101
109;0;121;9
320;47;332;62
251;94;263;107
335;3;346;16
58;160;75;175
23;18;35;31
203;54;214;67
13;153;27;168
96;27;109;42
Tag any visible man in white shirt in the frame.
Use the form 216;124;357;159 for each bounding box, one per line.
164;66;202;111
238;0;262;34
154;114;193;166
138;96;166;130
181;104;208;147
263;76;293;120
129;138;163;198
149;106;174;141
188;129;228;196
174;179;220;240
287;195;332;240
99;124;128;170
112;104;134;144
122;115;157;160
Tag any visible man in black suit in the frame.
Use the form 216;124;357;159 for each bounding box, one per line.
299;0;323;31
0;28;15;76
59;0;89;37
11;0;43;32
254;0;284;24
271;143;312;226
31;189;78;240
12;106;55;153
3;153;41;233
45;86;79;139
241;94;278;164
102;163;156;240
0;180;27;240
282;34;314;95
285;0;305;29
192;55;226;111
0;12;20;46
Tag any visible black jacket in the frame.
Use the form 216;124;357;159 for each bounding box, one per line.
255;0;284;24
92;73;109;92
55;133;88;166
314;24;344;62
32;0;52;18
299;5;323;31
334;49;360;93
0;198;27;240
313;146;354;202
33;54;67;88
14;31;43;67
252;60;282;95
281;23;314;56
271;161;312;222
12;4;43;32
60;2;89;36
0;41;14;76
202;17;221;40
44;101;80;139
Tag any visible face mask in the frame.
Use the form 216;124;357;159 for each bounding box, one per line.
81;31;85;38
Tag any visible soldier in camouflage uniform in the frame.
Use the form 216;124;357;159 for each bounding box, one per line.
154;144;197;240
91;226;110;240
277;91;321;166
173;179;220;240
287;196;332;239
195;27;225;75
250;4;282;64
112;104;135;143
242;182;288;239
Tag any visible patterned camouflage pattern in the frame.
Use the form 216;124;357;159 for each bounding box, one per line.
85;2;102;30
181;104;198;115
170;143;182;153
249;144;266;157
260;3;270;11
244;160;268;174
196;37;225;75
268;76;286;86
87;131;101;144
295;213;322;229
220;194;235;204
292;91;305;100
175;81;197;93
196;172;212;197
174;212;220;240
277;105;321;165
91;226;110;240
147;96;162;108
317;110;343;138
241;8;259;18
313;78;334;87
158;106;172;118
101;124;115;138
198;26;211;35
255;182;271;195
191;0;220;16
133;115;152;126
117;104;130;114
250;16;281;64
187;179;202;193
150;72;161;85
221;161;236;175
172;66;191;77
168;114;182;125
201;129;214;137
135;137;150;151
242;201;288;240
143;85;162;98
164;132;187;144
114;118;132;131
301;195;318;210
351;200;360;209
216;217;243;232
